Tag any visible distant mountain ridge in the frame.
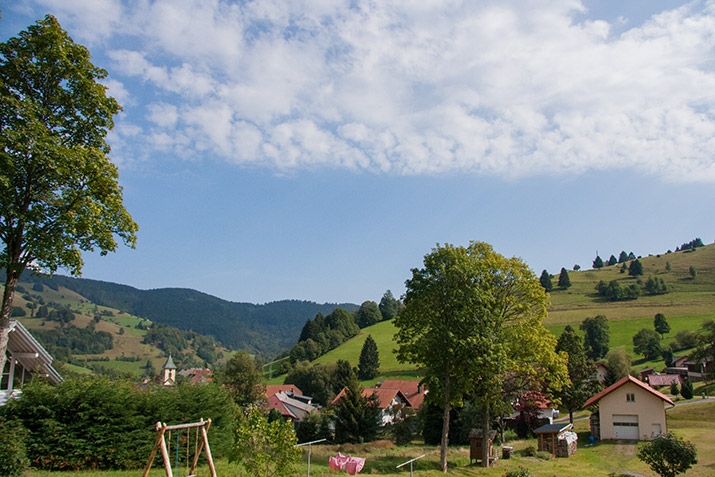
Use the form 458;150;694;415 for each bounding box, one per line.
3;270;357;357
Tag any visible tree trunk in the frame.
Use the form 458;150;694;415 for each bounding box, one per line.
440;373;451;473
0;267;21;377
481;402;490;468
569;409;574;425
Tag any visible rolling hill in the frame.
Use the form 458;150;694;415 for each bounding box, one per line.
1;270;357;357
270;242;715;384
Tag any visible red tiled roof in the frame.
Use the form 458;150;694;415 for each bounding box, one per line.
380;380;421;396
265;384;302;398
582;375;674;409
267;394;297;418
331;387;410;409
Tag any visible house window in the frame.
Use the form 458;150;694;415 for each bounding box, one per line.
626;393;635;402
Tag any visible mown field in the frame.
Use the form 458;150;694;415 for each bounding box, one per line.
27;400;715;476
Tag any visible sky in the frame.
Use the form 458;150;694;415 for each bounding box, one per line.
1;0;714;305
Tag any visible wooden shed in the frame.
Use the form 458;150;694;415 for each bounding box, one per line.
469;428;497;465
534;423;577;457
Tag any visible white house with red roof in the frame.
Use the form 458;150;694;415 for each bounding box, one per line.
583;375;674;441
332;386;411;426
378;379;428;410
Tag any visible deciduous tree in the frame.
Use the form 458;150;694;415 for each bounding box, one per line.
395;242;566;472
580;315;610;360
218;351;265;406
355;300;382;328
0;16;138;373
638;433;697;477
633;328;662;361
654;313;671;338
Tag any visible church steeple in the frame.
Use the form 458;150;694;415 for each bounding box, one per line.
162;354;176;386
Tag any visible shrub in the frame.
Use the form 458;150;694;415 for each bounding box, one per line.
0;419;29;477
503;429;518;443
522;444;536;456
536;450;553;460
1;378;237;471
638;432;697;477
505;467;533;477
680;380;694;400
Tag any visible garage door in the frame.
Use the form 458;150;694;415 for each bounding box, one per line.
613;415;639;440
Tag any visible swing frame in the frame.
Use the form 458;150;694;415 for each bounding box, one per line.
142;418;216;477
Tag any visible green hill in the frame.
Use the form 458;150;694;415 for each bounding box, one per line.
274;243;715;384
2;270;357;357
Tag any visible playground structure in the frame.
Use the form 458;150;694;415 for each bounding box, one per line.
143;418;216;477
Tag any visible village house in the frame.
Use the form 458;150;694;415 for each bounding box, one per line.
377;379;428;409
583;375;674;441
1;320;62;406
264;385;318;423
332;386;412;426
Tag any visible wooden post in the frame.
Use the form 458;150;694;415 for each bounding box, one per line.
143;422;167;477
201;418;217;477
145;419;215;477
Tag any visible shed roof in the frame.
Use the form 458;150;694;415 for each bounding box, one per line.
7;320;62;385
534;423;573;434
582;375;674;409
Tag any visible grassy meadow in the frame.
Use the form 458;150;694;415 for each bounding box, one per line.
268;243;715;384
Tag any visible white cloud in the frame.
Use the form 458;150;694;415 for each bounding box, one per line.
45;0;715;182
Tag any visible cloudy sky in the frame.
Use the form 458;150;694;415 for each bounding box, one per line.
2;0;714;305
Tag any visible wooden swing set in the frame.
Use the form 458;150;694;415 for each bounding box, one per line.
142;418;216;477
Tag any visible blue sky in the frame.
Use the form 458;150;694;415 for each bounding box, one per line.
2;0;714;305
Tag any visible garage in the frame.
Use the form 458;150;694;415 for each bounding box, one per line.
612;415;639;440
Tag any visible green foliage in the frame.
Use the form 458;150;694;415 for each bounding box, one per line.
386;403;419;445
540;269;553;292
0;14;137;373
10;306;25;317
618;251;629;263
295;411;332;443
680;379;694;400
290;308;360;363
33;323;113;354
0;378;237;471
654;313;671;338
581;315;610;360
395;241;567;471
333;376;380;443
229;406;300;477
0;419;29;477
604;348;632;386
358;335;380;380
593;255;604;269
645;277;669;295
378;290;401;321
505;466;534;477
217;351;265;406
558;267;571;289
608;255;618;266
628;259;644;276
689;266;697;279
284;361;350;406
355;300;382;328
637;432;697;477
555;325;601;422
595;280;640;301
633;328;662;360
692;319;715;381
670;381;679;397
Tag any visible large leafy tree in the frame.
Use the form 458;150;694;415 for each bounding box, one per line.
0;16;137;373
633;328;663;361
580;315;610;360
554;326;600;424
218;351;266;406
395;242;566;472
378;289;401;321
358;334;380;380
355;300;382;328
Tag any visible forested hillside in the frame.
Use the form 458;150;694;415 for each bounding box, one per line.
1;270;357;357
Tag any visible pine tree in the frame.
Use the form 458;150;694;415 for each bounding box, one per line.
608;255;618;266
593;255;604;269
539;269;553;292
680;379;694;399
618;251;629;263
358;335;380;380
558;268;571;289
334;375;380;443
629;259;644;276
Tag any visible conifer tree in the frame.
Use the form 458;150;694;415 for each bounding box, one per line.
558;268;571;289
629;259;644;276
593;255;604;269
334;375;380;443
608;255;618;266
539;269;553;292
654;313;671;339
358;335;380;380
